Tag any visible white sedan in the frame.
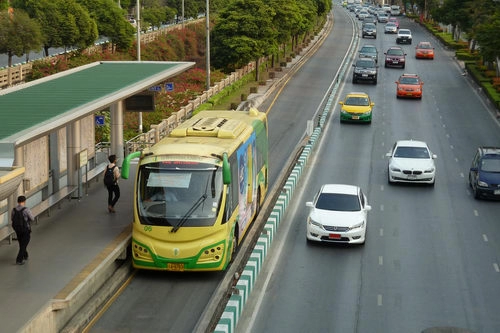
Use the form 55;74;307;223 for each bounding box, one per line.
306;184;371;245
386;140;437;185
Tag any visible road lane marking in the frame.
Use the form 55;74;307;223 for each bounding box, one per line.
474;210;479;217
380;185;384;191
380;204;384;211
460;172;464;178
380;228;383;237
379;256;383;265
377;294;383;306
494;263;500;273
483;234;488;242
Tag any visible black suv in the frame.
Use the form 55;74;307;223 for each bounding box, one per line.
469;147;500;200
362;23;377;39
352;58;378;84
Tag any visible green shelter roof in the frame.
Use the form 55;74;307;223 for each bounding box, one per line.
0;61;195;146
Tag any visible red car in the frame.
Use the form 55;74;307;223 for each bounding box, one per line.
388;17;399;29
384;46;406;68
415;41;435;59
395;73;424;99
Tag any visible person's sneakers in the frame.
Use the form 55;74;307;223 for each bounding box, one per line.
16;261;25;265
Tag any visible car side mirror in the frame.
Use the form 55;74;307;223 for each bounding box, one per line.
386;152;392;157
365;205;372;211
339;102;344;105
306;202;314;208
470;167;478;172
432;154;437;159
370;102;375;106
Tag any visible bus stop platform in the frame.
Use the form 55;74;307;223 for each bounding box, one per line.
0;173;135;333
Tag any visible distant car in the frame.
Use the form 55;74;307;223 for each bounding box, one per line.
359;44;378;63
468;147;500;200
384;22;398;34
415;41;435;59
396;29;413;44
395;73;423;99
363;15;377;25
339;91;374;123
384;46;406;68
306;184;371;245
358;10;369;20
362;22;377;38
388;17;399;28
378;13;389;23
386;140;437;186
382;5;391;13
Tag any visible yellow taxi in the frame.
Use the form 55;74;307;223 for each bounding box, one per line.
339;92;374;123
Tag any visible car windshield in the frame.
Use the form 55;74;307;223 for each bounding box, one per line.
399;30;411;35
394;146;430;159
345;96;369;106
399;77;419;84
356;60;375;67
316;193;361;212
480;158;500;172
387;48;403;55
418;43;432;49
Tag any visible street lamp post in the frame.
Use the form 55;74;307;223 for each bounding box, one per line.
137;0;143;132
206;0;210;91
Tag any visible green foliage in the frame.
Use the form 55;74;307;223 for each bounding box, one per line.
0;9;43;66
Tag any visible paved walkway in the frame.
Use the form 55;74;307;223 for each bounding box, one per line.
0;174;134;333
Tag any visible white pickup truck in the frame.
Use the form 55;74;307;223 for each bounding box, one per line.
390;5;401;16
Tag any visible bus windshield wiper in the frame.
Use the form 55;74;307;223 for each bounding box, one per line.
170;194;207;233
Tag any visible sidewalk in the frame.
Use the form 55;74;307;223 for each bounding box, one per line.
0;167;135;333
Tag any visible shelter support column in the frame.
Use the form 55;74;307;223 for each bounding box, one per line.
110;101;124;167
66;120;81;190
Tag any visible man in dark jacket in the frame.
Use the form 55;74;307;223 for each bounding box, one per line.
11;195;34;265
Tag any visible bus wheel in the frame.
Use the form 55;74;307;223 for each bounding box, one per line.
255;189;262;218
230;228;239;263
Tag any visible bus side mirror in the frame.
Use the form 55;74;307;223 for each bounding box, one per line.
121;151;141;179
223;152;231;185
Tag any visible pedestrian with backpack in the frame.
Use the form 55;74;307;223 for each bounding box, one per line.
103;154;121;213
11;195;34;265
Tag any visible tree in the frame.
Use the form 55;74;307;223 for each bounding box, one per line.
78;0;135;51
474;8;500;63
12;0;98;56
211;0;277;81
269;0;301;64
431;0;471;41
0;8;43;85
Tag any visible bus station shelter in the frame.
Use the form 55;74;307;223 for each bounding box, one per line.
0;61;195;229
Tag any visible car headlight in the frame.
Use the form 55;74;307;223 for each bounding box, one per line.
390;166;401;172
424;168;435;173
478;180;488;187
341;109;348;114
308;217;323;229
386;57;391;61
349;221;365;230
362;110;372;115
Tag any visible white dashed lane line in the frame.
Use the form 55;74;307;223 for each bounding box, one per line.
494;263;500;273
482;234;488;242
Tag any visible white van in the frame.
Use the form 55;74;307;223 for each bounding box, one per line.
390;5;401;16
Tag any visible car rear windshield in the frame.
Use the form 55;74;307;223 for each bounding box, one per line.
316;193;361;211
387;49;404;55
345;96;370;106
399;77;419;84
481;157;500;172
356;60;375;68
394;146;430;158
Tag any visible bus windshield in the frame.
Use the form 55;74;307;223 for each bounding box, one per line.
136;161;223;227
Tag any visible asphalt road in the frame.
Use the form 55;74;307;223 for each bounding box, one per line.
236;6;500;333
86;6;356;333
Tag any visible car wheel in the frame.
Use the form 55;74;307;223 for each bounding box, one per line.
402;64;405;69
373;79;377;84
352;77;357;84
387;173;393;184
472;183;480;199
384;63;388;68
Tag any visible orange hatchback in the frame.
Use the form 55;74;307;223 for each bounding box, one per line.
396;74;423;99
415;41;434;59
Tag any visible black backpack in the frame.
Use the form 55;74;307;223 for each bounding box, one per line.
103;166;116;187
12;207;28;232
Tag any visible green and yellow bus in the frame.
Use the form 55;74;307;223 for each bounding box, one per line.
121;108;268;271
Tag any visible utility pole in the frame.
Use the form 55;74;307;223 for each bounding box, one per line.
206;0;210;91
137;0;143;133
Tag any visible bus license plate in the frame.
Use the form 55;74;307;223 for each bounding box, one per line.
167;263;184;271
329;233;341;239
